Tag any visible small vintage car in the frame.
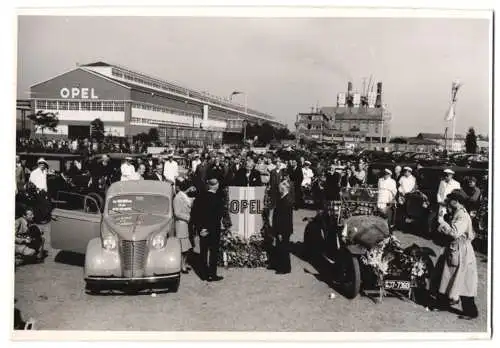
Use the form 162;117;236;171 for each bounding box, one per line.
50;180;181;294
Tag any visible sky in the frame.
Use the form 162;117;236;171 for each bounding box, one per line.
16;16;491;136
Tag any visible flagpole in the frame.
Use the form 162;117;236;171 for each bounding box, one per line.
451;116;456;152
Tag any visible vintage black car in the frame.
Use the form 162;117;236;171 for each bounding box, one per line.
406;152;450;167
17;152;91;197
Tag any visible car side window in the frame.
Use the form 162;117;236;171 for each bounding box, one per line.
55;191;100;214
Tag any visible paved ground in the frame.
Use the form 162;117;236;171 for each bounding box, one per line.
14;209;489;332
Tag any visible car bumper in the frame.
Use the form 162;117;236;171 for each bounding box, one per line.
85;273;180;287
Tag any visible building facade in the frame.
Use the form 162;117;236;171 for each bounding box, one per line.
295;111;332;142
296;81;391;144
29;61;285;145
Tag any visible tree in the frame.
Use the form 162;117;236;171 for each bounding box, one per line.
133;132;151;143
27;110;59;136
90;118;105;142
465;127;478;153
148;127;160;142
259;122;275;145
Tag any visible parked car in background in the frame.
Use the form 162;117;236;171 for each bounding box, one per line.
415;166;488;205
50;180;181;294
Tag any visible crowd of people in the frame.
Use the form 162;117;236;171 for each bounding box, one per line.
16;136;162;155
14;143;486;321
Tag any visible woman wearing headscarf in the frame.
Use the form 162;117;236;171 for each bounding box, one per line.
173;177;195;273
432;189;479;320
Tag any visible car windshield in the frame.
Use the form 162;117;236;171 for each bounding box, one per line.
108;194;170;215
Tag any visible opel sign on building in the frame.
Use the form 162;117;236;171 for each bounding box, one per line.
60;87;99;99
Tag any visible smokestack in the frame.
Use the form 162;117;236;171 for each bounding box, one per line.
375;82;383;108
347;81;353;96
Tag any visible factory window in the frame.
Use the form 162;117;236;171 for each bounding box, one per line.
375;124;379;133
114;101;124;112
91;102;101;111
81;102;91;111
47;101;58;110
69;101;79;111
58;101;68;110
36;100;47;109
103;101;114;111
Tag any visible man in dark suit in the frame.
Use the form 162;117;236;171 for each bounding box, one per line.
226;155;243;186
191;178;225;282
193;156;209;192
145;163;165;181
207;156;226;188
324;165;341;201
145;154;157;177
263;160;286;270
288;159;304;209
233;158;262;187
272;180;294;274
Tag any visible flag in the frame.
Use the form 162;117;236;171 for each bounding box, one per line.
445;102;456;121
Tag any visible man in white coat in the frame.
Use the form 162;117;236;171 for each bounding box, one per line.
398;167;416;196
163;153;179;185
301;161;314;187
377;168;397;226
437;169;461;216
191;153;201;174
120;157;136;181
28;158;49;192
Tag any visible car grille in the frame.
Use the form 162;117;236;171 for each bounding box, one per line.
120;240;148;278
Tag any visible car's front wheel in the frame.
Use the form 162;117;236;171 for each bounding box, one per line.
85;282;101;295
170;277;180;293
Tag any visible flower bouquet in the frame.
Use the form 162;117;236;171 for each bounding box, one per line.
218;230;267;268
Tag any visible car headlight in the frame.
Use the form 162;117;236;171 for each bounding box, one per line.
102;234;117;251
151;233;166;249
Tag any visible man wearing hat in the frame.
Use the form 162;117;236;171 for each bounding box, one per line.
120;156;136;181
377;168;397;225
398;166;416;196
191;177;225;282
163;153;179;186
191;153;201;174
28;158;49;192
437;169;461;216
433;189;478;320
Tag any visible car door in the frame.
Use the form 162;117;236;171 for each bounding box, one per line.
50;191;102;254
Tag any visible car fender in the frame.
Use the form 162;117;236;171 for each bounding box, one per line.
165;237;181;266
146;237;181;274
84;238;121;278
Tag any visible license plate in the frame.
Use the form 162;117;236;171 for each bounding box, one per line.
384;280;411;290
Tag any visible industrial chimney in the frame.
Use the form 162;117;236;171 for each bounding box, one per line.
375;82;383;108
347;81;353;96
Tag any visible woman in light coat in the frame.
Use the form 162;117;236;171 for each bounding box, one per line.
433;189;478;320
173;177;195;273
